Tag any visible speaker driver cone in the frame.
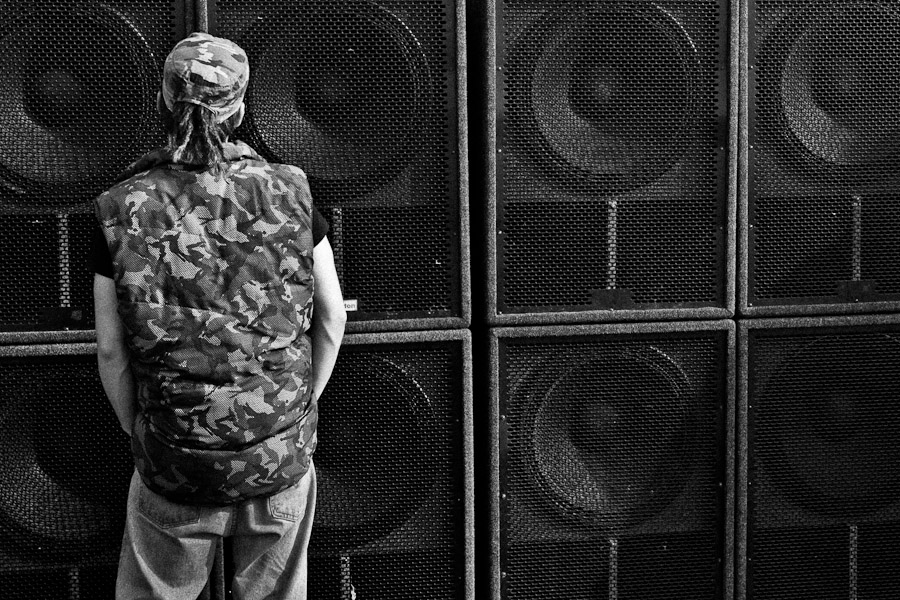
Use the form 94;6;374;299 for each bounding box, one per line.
756;334;900;518
758;1;900;170
239;0;431;195
510;347;699;533
0;366;132;557
0;5;159;206
313;353;440;549
505;2;699;195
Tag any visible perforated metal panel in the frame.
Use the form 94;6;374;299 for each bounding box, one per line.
208;0;467;331
492;322;733;600
490;0;732;322
0;344;132;600
0;1;179;332
301;330;472;600
738;316;900;600
745;1;900;314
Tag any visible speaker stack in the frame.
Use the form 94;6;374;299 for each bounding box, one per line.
469;0;737;599
203;1;475;598
2;0;899;598
0;1;183;598
737;0;900;598
0;1;475;599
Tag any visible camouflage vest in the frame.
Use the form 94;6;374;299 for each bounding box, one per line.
95;142;317;505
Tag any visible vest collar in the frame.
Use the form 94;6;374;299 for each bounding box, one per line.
116;141;264;182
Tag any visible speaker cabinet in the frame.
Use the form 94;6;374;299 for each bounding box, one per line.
204;0;470;332
741;0;900;316
0;343;132;599
0;1;182;335
303;329;473;599
470;0;737;325
489;321;734;600
737;316;900;600
1;330;474;600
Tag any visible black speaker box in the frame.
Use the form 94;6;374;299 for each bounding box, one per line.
737;315;900;600
488;321;734;600
0;343;133;599
469;0;737;325
741;0;900;316
1;329;474;599
0;1;183;335
204;0;470;332
220;329;474;600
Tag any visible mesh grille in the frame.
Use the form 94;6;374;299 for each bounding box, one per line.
497;328;728;600
308;338;468;599
213;0;462;323
748;0;900;308
745;325;900;599
0;350;133;599
0;1;174;331
495;0;728;314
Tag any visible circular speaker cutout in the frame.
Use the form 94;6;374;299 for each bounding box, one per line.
510;346;699;533
0;5;159;206
756;334;900;518
0;366;132;557
758;1;900;171
312;353;440;549
239;0;431;196
505;2;700;195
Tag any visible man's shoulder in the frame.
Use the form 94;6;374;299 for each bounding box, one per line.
234;158;308;181
95;169;161;206
230;160;312;212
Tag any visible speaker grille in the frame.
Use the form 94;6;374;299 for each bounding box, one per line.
307;332;471;599
743;319;900;599
212;0;464;326
0;1;175;331
495;324;730;600
0;346;132;599
495;0;729;316
747;0;900;310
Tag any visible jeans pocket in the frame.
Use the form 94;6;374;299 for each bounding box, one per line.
268;473;312;522
137;481;202;529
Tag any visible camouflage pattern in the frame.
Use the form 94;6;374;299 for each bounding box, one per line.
162;32;249;122
95;141;317;505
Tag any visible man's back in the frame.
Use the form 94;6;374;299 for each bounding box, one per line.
95;144;319;505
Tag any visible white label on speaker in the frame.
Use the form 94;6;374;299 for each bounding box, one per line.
344;299;358;312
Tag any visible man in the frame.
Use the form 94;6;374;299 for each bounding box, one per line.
93;32;346;599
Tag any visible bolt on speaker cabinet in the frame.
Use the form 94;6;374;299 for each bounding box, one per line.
300;330;473;600
741;0;900;316
0;1;184;337
737;316;900;600
488;321;734;600
0;343;133;599
469;0;737;325
202;0;470;333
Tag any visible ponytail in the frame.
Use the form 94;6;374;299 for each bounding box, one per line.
161;102;238;174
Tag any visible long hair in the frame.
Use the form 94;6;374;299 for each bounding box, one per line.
160;101;239;173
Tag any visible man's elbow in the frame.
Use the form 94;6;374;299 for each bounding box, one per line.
96;338;127;366
317;302;347;336
325;305;348;337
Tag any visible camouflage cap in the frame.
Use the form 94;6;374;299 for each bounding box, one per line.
162;32;249;122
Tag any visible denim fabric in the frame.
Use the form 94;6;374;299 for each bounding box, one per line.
116;460;316;600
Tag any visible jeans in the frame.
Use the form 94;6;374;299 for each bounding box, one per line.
116;460;316;600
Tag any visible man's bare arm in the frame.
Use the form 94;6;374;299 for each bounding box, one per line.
94;273;138;435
